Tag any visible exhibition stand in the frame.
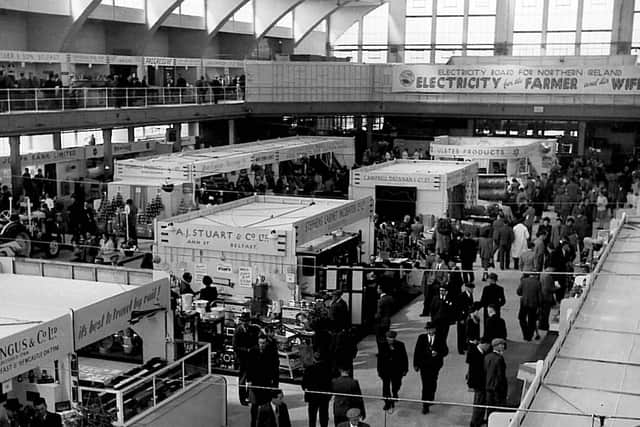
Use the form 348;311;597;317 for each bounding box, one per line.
430;136;556;200
0;260;217;426
154;195;375;380
349;159;478;220
109;136;356;222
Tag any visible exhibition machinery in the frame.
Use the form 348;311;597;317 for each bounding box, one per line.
108;136;356;237
154;195;374;379
349;159;479;221
430;136;556;201
0;257;218;427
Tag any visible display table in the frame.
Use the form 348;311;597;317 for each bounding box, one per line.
79;357;140;387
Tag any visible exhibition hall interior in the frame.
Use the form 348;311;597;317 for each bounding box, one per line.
1;0;640;426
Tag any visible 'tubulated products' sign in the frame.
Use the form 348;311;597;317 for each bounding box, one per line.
0;315;71;383
393;64;640;94
430;143;531;159
161;225;287;257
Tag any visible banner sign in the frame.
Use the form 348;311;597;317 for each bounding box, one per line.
160;224;288;256
0;50;65;63
74;280;170;350
143;56;175;67
392;64;640;94
0;147;83;166
295;197;373;245
109;55;139;65
0;315;72;384
68;54;108;64
353;171;440;189
430;143;534;159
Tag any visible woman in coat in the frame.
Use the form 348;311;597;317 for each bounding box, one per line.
510;221;530;270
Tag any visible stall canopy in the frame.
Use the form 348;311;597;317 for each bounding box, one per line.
114;136;355;182
0;275;169;383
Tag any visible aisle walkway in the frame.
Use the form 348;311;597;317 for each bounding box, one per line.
226;267;556;427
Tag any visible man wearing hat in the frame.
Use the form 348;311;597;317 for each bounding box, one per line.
337;408;370;427
455;282;475;355
484;339;508;419
3;398;25;427
329;289;350;332
413;321;448;414
376;330;408;411
465;302;483;349
429;285;456;343
480;273;506;324
466;341;492;427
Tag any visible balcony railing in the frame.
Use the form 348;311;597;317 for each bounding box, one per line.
0;86;244;113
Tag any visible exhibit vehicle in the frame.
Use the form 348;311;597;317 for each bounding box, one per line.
0;257;224;427
349;159;479;221
154;195;375;380
108;136;356;236
430;136;556;201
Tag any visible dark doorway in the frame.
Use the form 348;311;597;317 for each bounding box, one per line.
375;185;416;222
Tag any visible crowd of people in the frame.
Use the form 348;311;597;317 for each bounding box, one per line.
0;69;246;112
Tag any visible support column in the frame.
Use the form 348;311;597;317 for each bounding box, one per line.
103;128;113;180
612;0;634;55
127;127;135;143
52;132;62;151
228;119;236;145
365;116;373;149
387;0;406;63
356;17;364;63
577;121;587;156
467;119;475;136
9;136;21;198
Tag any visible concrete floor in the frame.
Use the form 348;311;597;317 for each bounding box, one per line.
225;266;556;427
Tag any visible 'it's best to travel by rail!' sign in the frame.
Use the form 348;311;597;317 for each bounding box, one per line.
392;64;640;94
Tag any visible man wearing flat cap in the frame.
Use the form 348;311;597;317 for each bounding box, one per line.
413;321;448;414
484;338;508;419
336;408;370;427
376;330;408;412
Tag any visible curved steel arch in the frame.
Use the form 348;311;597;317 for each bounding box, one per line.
293;0;355;47
254;0;306;40
59;0;103;52
328;2;382;45
205;0;251;39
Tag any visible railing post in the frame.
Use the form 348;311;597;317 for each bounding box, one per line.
125;88;129;107
83;87;87;109
162;87;166;104
61;88;65;111
105;88;109;108
145;87;148;107
152;376;157;406
116;391;125;426
181;360;186;389
6;89;10;113
34;89;38;111
179;88;182;104
208;87;212;104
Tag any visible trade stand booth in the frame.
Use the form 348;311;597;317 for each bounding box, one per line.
0;261;217;427
154;195;374;380
430;136;556;200
109;136;356;237
349;160;479;221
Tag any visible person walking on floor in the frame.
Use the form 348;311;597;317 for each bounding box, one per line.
483;304;507;343
336;408;370;427
459;232;478;284
480;273;506;322
478;228;494;281
376;330;408;412
374;284;394;352
511;220;530;270
519;241;536;273
493;219;514;270
248;335;280;427
533;230;548;272
429;285;456;344
465;302;484;350
256;389;292;427
302;353;333;427
517;273;543;341
485;339;508;420
413;321;448;414
467;341;492;427
456;282;475;355
232;313;257;406
332;366;366;427
539;266;557;331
